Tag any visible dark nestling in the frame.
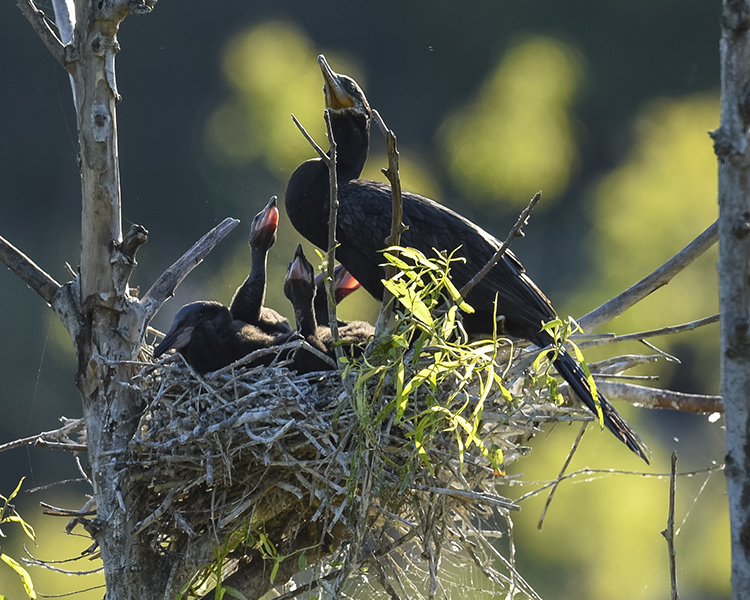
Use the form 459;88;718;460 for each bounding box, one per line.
284;55;649;463
230;196;292;335
284;245;372;374
153;301;283;374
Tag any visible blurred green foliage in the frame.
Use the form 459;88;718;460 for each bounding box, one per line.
440;36;585;206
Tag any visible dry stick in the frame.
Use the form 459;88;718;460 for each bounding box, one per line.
139;217;240;319
537;422;587;530
291;112;345;367
578;220;718;333
0;234;61;304
0;418;84;454
370;109;407;340
575;314;719;348
661;451;679;600
460;191;542;299
16;0;68;67
576;380;722;413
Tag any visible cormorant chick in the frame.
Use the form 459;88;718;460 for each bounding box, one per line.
154;301;282;374
230;196;292;335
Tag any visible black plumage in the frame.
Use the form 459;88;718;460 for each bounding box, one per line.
284;245;372;374
153;301;282;374
285;55;649;462
230;196;292;335
284;245;338;374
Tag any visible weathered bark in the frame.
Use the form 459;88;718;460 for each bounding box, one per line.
716;1;750;597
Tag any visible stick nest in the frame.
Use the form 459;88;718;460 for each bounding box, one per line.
127;346;583;598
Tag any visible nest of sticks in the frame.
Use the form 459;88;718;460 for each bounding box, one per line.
124;337;585;598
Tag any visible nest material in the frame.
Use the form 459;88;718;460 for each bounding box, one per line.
128;346;584;598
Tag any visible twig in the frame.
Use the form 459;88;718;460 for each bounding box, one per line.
537;422;587;530
586;380;722;413
0;417;84;454
575;314;719;348
323;110;344;367
291;112;345;367
139;217;240;319
460;191;542;298
16;0;68;68
661;451;679;600
0;234;61;305
578;220;718;333
370;109;407;341
515;463;724;503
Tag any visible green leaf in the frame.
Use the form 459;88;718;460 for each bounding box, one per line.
223;586;250;600
5;516;35;542
1;553;36;599
298;551;307;571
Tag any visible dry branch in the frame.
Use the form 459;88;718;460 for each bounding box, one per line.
576;314;719;348
661;451;679;600
16;0;68;67
139;217;239;319
578;220;718;333
0;234;61;305
594;380;722;413
460;191;542;299
371;108;406;341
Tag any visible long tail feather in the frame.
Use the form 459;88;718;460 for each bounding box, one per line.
553;349;650;463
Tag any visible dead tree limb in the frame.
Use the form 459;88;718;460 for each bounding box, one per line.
594;380;723;414
578;221;718;333
16;0;68;67
715;2;750;597
139;217;240;320
370;108;406;340
0;234;61;305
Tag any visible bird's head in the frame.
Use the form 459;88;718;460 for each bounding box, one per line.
249;195;279;251
284;244;316;306
153;301;227;358
318;54;370;117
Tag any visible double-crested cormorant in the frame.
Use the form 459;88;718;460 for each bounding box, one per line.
284;245;338;373
313;264;361;327
284;245;373;374
154;301;282;374
285;56;649;462
230;196;292;335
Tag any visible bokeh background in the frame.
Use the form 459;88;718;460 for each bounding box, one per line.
0;1;726;598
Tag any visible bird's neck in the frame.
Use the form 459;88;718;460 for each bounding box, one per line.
230;249;267;324
329;110;369;181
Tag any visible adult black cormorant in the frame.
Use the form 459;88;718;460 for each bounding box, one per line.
285;56;649;462
230;196;292;335
154;301;283;374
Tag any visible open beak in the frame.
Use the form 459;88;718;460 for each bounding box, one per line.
289;244;313;284
334;266;361;303
318;54;355;110
259;195;279;232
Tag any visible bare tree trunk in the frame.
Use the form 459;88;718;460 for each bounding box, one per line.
716;2;750;598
